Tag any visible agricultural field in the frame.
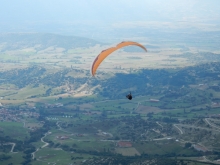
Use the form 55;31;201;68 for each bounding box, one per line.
115;147;140;156
1;90;220;165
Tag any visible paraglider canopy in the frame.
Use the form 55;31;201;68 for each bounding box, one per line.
91;41;147;76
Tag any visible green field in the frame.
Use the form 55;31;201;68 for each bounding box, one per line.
0;122;29;141
33;148;91;165
134;141;198;156
0;152;25;165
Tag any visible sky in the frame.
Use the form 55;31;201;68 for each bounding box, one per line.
1;0;220;40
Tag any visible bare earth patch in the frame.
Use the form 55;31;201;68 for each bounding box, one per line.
136;105;163;114
80;103;94;110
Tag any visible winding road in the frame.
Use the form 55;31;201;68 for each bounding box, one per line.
156;122;163;128
131;102;141;114
2;143;17;153
31;132;51;160
204;118;220;130
10;143;16;153
175;123;220;133
173;118;220;164
173;124;183;134
56;121;72;133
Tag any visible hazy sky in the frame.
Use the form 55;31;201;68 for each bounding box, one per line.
1;0;220;39
2;0;220;22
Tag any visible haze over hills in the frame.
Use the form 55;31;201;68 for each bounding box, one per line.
1;0;220;43
0;33;104;51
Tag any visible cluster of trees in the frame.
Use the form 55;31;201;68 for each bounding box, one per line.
83;155;190;165
160;117;179;123
62;116;161;141
0;66;89;91
96;66;199;99
0;66;46;88
0;154;11;161
0;60;220;102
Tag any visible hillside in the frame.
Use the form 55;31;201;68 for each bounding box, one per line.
0;33;104;51
0;62;220;108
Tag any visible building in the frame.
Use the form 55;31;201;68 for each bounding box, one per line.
150;99;160;102
56;135;69;140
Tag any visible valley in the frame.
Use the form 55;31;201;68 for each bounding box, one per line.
0;33;220;165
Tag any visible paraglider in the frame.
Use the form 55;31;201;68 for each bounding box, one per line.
91;41;147;76
91;41;147;100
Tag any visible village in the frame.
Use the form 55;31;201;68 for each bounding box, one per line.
0;107;39;122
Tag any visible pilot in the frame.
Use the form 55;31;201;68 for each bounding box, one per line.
126;92;132;100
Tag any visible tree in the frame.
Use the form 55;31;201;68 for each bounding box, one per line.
184;142;192;148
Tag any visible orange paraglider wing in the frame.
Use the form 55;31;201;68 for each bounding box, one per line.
91;41;147;76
